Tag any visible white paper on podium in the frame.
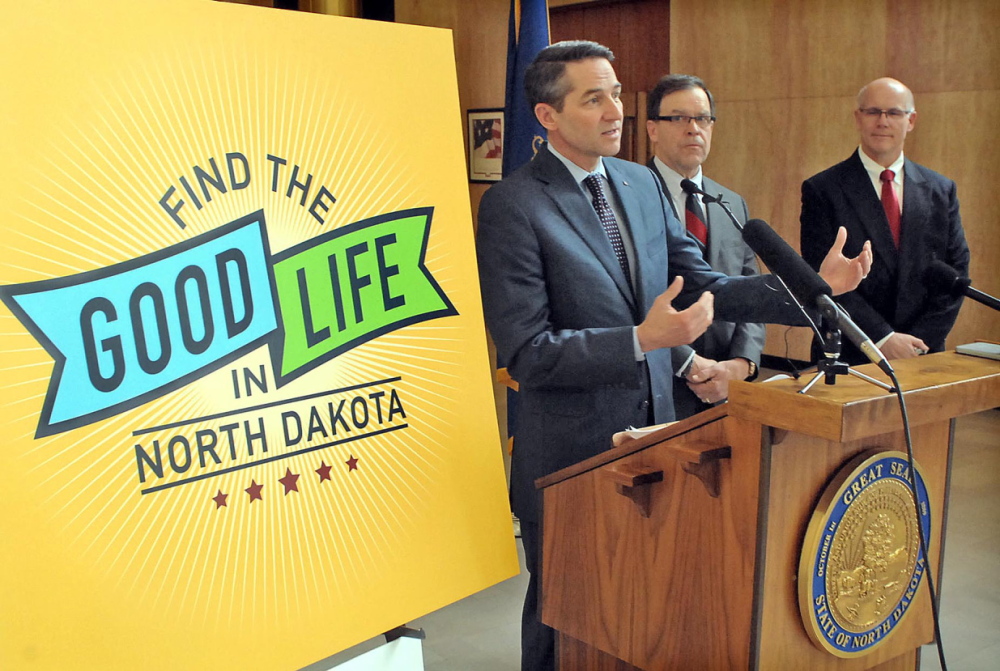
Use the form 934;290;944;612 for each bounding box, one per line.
612;422;677;446
328;637;424;671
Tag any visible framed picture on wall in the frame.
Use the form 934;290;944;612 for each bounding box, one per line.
468;108;504;183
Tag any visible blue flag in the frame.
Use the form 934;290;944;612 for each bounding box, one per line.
498;0;548;462
502;0;549;177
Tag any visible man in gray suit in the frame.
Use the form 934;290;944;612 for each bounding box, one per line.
476;41;871;671
646;74;764;419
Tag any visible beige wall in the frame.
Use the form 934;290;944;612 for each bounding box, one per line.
671;0;1000;359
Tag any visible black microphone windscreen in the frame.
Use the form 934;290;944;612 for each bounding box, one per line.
924;260;970;297
680;178;717;204
742;218;832;305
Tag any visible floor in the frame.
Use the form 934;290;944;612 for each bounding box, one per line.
306;409;999;671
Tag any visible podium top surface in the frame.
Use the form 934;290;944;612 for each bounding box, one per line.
728;350;1000;443
537;352;999;490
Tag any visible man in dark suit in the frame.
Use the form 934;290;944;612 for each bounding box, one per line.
476;41;871;671
801;77;970;365
646;74;764;419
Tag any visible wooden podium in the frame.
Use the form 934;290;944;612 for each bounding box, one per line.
536;352;1000;670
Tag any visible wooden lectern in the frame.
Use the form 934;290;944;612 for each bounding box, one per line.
536;352;1000;670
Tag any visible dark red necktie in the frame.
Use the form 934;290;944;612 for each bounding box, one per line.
880;169;901;248
684;191;708;245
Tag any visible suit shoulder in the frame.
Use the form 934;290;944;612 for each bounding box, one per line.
606;156;659;182
803;154;858;187
479;163;537;206
906;159;956;190
703;176;746;204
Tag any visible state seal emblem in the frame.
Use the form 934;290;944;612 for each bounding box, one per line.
798;451;932;657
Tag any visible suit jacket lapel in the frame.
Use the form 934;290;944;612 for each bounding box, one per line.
897;158;928;293
533;150;636;309
841;151;899;275
701;176;725;267
604;161;641;309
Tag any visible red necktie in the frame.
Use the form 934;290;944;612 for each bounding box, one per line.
684;191;708;246
880;169;901;248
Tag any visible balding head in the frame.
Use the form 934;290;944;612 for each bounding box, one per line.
856;78;915;111
853;77;917;166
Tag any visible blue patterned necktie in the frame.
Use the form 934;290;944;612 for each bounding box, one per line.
583;173;631;284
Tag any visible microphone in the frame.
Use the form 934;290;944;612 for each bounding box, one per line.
741;219;831;305
679;178;718;203
924;260;1000;311
742;219;893;375
679;178;743;232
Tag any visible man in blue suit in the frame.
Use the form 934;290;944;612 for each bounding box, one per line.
801;77;969;365
646;74;765;419
476;41;872;671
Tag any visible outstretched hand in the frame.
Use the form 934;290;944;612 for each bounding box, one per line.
819;226;873;295
636;276;714;352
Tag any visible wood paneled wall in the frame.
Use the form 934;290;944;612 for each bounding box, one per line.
671;0;1000;359
550;0;670;102
395;0;509;224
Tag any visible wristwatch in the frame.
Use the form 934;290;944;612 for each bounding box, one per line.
743;358;758;381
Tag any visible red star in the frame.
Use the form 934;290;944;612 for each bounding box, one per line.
316;461;332;482
245;480;264;502
279;468;300;495
212;490;228;509
346;454;359;471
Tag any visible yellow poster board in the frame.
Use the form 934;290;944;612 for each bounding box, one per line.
0;1;518;668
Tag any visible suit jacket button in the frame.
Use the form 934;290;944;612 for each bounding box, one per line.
639;400;650;410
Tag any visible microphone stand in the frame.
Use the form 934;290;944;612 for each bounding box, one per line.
683;180;895;394
798;324;896;394
767;275;895;395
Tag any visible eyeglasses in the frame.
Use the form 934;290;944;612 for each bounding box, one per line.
650;114;716;129
858;107;913;120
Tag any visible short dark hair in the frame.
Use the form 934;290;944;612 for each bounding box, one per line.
646;74;715;119
525;40;616;112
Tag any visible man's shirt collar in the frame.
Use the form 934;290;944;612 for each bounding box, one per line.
652;156;703;196
858;146;904;184
547;143;607;186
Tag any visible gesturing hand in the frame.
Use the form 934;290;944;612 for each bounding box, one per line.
819;226;873;295
636;276;714;352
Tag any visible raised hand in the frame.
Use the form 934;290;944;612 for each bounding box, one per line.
636;276;714;352
819;226;873;295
